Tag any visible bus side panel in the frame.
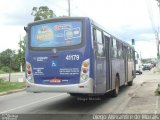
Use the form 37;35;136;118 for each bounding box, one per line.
119;60;125;86
128;61;134;81
94;58;107;94
111;59;125;89
111;59;117;90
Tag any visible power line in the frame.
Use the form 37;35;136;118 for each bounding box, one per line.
146;0;158;33
146;0;160;57
155;0;160;57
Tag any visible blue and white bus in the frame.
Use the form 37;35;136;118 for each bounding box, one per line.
25;17;135;96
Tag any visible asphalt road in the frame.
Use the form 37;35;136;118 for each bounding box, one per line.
0;70;160;120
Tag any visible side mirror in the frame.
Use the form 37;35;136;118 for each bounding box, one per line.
24;26;28;33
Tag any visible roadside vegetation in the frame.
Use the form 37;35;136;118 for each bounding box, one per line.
153;62;160;74
0;78;25;93
155;84;160;96
0;70;6;74
0;38;26;74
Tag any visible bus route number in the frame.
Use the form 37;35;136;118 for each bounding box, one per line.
66;55;79;60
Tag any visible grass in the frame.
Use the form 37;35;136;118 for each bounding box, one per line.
0;70;6;74
0;81;25;93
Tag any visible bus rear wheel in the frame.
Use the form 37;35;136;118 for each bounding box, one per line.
112;77;120;97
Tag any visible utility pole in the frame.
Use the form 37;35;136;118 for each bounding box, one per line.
9;56;11;82
68;0;71;16
155;0;160;57
20;35;23;72
156;32;160;57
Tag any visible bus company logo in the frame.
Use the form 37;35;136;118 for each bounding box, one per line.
33;57;48;62
37;26;53;40
54;24;72;31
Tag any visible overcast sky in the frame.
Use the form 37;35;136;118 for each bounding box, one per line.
0;0;159;58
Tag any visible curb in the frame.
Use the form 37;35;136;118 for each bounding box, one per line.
0;88;26;96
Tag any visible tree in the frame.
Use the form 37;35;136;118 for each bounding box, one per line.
0;36;26;73
141;58;152;64
31;6;56;21
17;36;26;72
0;49;17;72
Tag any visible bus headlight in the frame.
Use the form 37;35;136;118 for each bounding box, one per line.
80;59;90;83
26;62;34;83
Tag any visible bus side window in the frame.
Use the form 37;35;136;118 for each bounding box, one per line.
92;28;96;42
128;48;131;61
92;28;98;50
122;45;125;59
117;41;122;59
95;29;105;57
112;38;117;58
131;49;133;61
96;30;103;44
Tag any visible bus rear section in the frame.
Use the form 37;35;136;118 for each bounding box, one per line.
25;18;94;94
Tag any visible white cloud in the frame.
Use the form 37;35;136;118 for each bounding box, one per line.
0;26;25;51
135;40;157;58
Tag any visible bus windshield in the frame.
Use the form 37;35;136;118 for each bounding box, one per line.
30;21;82;48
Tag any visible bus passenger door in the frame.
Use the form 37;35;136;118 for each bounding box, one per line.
93;28;106;93
104;35;111;90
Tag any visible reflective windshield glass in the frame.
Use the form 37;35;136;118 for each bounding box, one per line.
31;21;82;47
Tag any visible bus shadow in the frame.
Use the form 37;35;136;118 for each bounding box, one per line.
41;85;131;113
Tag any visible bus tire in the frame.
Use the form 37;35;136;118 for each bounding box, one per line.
69;93;83;97
69;93;78;96
112;77;120;97
128;80;133;86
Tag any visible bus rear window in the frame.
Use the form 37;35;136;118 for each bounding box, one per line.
30;21;82;48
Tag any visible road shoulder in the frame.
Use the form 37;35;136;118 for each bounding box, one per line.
0;88;25;96
123;80;160;114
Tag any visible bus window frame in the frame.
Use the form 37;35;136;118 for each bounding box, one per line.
128;47;131;61
117;41;123;59
92;26;105;58
27;18;86;51
112;38;118;59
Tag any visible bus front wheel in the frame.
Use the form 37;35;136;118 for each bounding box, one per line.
112;77;120;97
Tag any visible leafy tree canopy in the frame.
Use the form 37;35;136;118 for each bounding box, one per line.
31;6;56;21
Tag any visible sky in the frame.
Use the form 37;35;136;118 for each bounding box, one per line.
0;0;159;58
